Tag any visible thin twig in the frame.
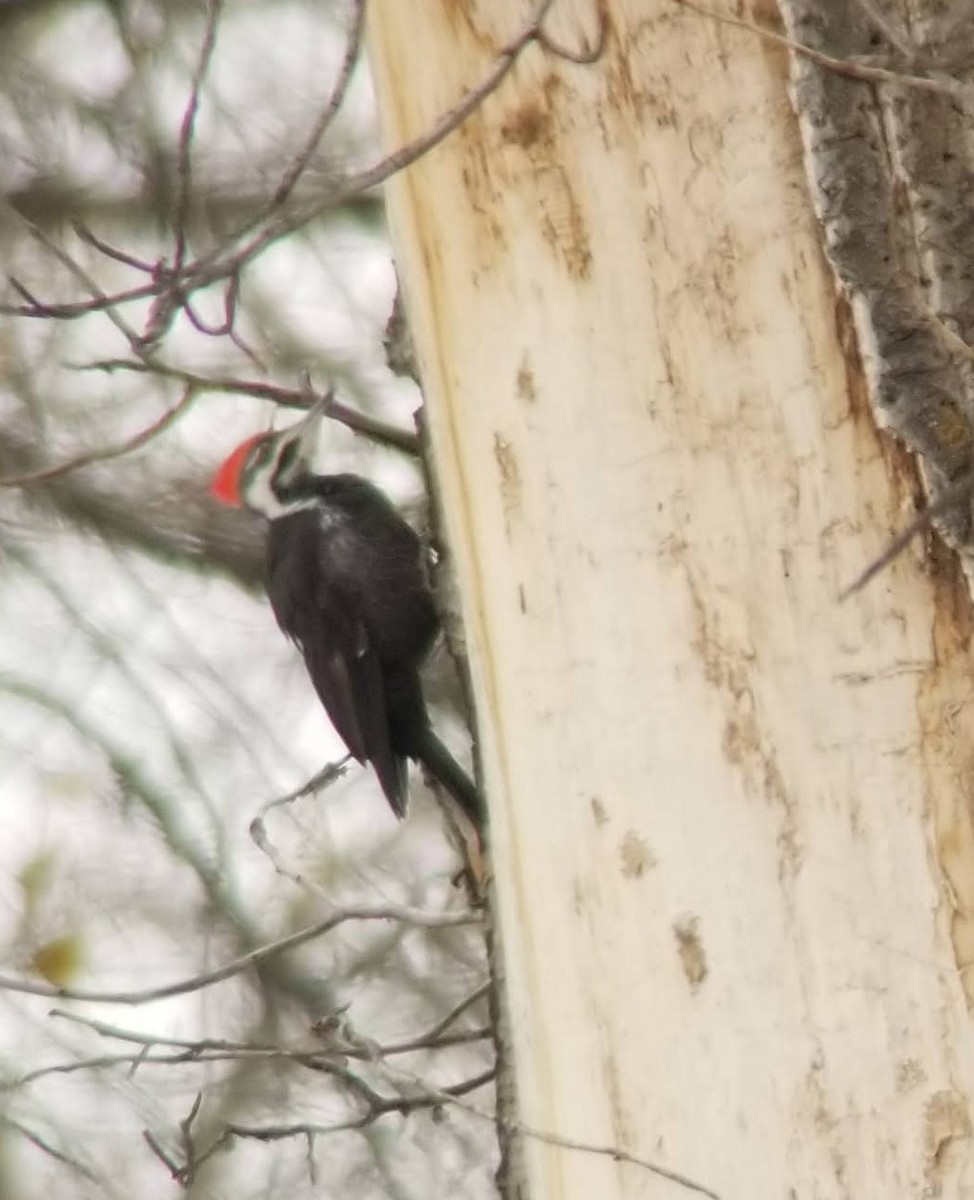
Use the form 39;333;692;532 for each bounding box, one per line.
10;1025;490;1087
362;1026;491;1060
227;1052;718;1200
1;0;602;351
180;272;264;366
415;981;490;1043
0;385;198;488
84;359;420;453
250;813;337;895
0;903;481;1006
249;721;348;884
255;755;352;824
73;222;156;273
178;0;571;301
182;281;237;337
172;0;224;273
380;1056;721;1200
326;0;575;197
51;1006;488;1062
0;674;345;1019
673;0;973;102
0;279;159;319
143;1129;184;1181
839;466;974;598
839;308;974;596
502;1120;720;1199
537;5;607;64
227;1066;496;1141
177;1092;205;1185
135;0;226;352
9;210;147;354
3;1117;100;1183
270;0;368;210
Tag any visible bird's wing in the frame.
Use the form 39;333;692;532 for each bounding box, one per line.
266;516;407;815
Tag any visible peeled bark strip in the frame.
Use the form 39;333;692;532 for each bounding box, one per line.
369;2;974;1197
781;0;974;551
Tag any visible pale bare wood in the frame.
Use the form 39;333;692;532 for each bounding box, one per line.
368;2;974;1197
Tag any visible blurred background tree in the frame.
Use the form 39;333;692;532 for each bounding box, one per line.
0;2;494;1196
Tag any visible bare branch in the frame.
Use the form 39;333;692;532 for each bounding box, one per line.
0;384;198;488
501;1119;720;1200
73;222;156;273
84;358;421;453
1;11;503;1191
177;0;581;302
9;209;148;355
176;1092;205;1185
537;4;607;64
253;755;352;824
412;981;490;1044
0;903;481;1006
142;1129;184;1181
269;0;368;211
378;1059;722;1200
0;0;604;364
227;1066;496;1141
360;1025;491;1061
11;1010;490;1087
181;279;238;338
172;0;225;273
2;1117;100;1184
673;0;974;102
0;279;159;319
322;0;562;196
839;466;974;598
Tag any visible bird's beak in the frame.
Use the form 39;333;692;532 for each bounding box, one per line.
292;395;329;462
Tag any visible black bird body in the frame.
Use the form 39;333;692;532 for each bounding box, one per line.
211;412;483;827
265;476;438;816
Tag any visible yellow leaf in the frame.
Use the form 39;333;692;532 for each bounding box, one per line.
30;934;84;987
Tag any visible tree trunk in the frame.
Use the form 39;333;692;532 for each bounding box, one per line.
368;2;974;1197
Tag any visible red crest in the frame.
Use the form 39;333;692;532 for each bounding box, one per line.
210;434;264;507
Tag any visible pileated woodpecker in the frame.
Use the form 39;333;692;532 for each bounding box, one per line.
210;403;483;829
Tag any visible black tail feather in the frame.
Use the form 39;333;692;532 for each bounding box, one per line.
412;727;485;829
